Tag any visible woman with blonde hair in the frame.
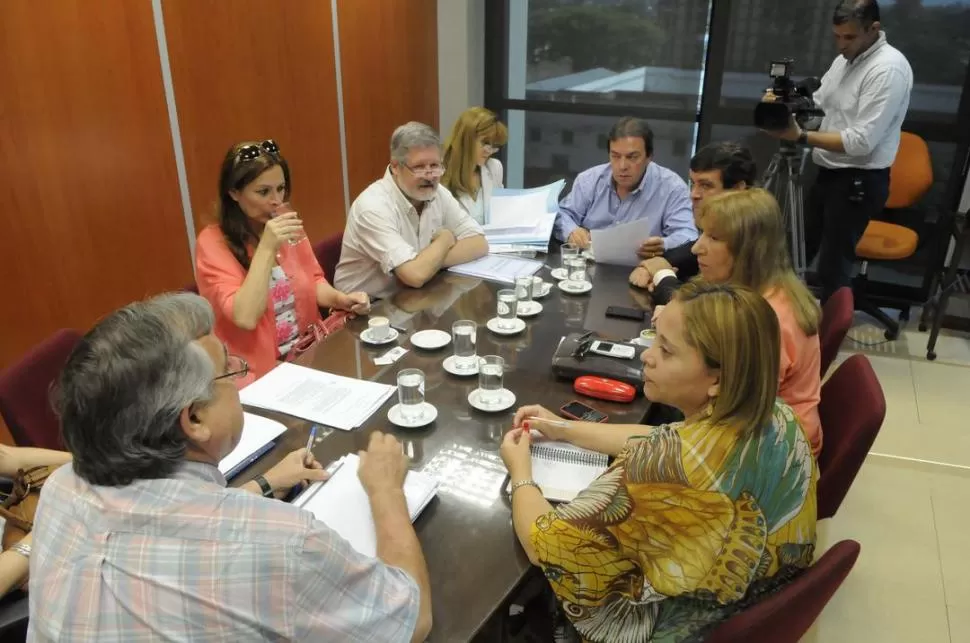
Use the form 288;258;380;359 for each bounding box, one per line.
441;107;508;223
639;188;822;454
503;280;817;642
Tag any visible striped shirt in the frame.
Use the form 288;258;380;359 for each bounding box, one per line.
28;461;418;642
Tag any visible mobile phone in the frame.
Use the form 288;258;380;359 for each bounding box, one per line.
588;340;637;360
560;400;609;423
605;306;646;322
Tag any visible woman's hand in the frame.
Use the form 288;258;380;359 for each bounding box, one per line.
500;428;534;482
339;291;371;315
258;212;304;252
512;404;569;441
263;448;329;494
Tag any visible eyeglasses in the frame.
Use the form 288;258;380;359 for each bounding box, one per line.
235;139;281;164
481;142;499;155
401;163;446;179
214;354;249;381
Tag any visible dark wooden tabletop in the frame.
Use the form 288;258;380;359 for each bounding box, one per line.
233;258;654;642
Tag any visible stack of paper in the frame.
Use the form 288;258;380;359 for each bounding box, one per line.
239;363;396;431
293;453;439;557
219;412;288;479
485;180;565;253
447;254;543;284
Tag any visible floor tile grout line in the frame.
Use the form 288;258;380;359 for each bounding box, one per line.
908;358;925;425
868;452;970;475
929;495;953;643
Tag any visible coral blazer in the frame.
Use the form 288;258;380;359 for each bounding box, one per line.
195;225;326;380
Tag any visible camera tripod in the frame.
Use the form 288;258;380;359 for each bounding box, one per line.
761;141;810;276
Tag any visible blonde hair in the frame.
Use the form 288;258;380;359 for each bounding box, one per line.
697;188;820;335
675;280;781;434
441;107;508;198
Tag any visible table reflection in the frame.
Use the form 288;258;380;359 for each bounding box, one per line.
420;443;508;510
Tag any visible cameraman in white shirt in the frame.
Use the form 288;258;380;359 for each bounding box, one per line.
766;0;913;302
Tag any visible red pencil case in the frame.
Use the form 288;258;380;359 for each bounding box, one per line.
574;376;637;403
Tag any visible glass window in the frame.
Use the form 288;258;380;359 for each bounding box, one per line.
718;0;970;121
507;0;712;110
561;129;574;145
504;110;696;189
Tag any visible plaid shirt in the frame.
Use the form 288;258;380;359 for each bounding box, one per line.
28;461;419;642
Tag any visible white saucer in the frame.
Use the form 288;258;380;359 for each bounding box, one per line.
468;388;516;412
443;355;479;376
516;301;543;318
387;402;438;428
361;327;399;345
486;317;527;335
410;329;451;350
532;282;553;299
558;280;593;294
550;268;568;281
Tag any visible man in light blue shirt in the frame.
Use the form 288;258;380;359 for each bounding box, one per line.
554;117;696;259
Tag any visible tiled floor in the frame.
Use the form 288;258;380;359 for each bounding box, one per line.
802;317;970;642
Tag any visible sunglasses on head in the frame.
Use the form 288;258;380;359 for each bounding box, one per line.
235;139;281;164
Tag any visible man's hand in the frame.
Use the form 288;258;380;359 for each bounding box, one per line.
637;236;665;259
629;256;674;289
263;448;329;494
567;227;591;249
629;267;651;289
432;228;457;249
358;432;408;497
762;114;802;142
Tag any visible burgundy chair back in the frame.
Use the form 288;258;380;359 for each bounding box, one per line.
705;540;861;642
183;282;199;294
0;329;81;449
313;232;344;283
817;354;886;520
819;287;854;377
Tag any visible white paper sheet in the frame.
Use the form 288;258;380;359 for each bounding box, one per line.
239;363;396;431
447;254;543;284
488;190;550;228
293;453;438;557
589;218;655;267
218;413;287;478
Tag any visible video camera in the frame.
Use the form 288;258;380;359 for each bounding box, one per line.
754;59;824;131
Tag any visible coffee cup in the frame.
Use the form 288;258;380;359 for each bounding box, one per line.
368;316;391;340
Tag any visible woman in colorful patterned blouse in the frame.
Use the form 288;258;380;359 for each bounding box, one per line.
503;280;818;642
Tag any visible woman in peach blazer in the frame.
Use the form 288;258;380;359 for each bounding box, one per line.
196;140;369;380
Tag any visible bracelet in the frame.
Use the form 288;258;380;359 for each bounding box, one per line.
509;479;542;498
10;542;30;559
253;474;274;498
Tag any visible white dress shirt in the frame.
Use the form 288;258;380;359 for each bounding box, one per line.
812;31;913;170
334;167;485;298
455;158;504;224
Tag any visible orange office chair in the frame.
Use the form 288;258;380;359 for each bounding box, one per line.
853;132;932;339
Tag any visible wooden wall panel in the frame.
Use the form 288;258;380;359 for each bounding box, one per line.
0;0;194;371
161;0;346;246
338;0;440;198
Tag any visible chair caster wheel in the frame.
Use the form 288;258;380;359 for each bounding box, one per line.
884;329;899;341
918;323;927;332
927;352;937;361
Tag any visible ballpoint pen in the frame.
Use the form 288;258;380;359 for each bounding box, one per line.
303;425;318;466
525;416;571;428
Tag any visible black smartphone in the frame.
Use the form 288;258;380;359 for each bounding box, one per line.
560;400;609;423
605;306;646;322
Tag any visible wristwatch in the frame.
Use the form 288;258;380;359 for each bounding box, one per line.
797;131;809;146
254;474;275;498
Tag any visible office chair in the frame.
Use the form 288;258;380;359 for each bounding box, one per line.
818;287;854;378
313;232;344;283
853;132;932;340
705;540;861;643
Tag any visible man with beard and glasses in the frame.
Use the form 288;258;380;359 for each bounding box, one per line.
334;122;488;298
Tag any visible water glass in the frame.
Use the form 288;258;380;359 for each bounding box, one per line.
397;368;426;420
496;289;519;329
477;355;505;406
530;276;545;297
565;256;588;285
451;320;477;372
271;202;303;245
514;276;533;312
560;243;579;272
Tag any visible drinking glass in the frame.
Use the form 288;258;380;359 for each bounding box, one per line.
565;256;588;285
397;368;426;420
272;202;303;245
514;276;533;313
496;289;518;330
477;356;504;406
560;243;579;274
451;320;477;372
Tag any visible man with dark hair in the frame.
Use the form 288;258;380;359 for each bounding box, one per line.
554;116;696;260
765;0;912;302
629;141;756;290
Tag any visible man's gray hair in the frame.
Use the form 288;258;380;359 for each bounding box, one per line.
55;292;217;486
390;121;441;164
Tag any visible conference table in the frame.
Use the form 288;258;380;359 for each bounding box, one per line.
235;258;654;641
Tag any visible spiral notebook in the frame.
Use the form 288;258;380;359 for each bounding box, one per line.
510;441;609;502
